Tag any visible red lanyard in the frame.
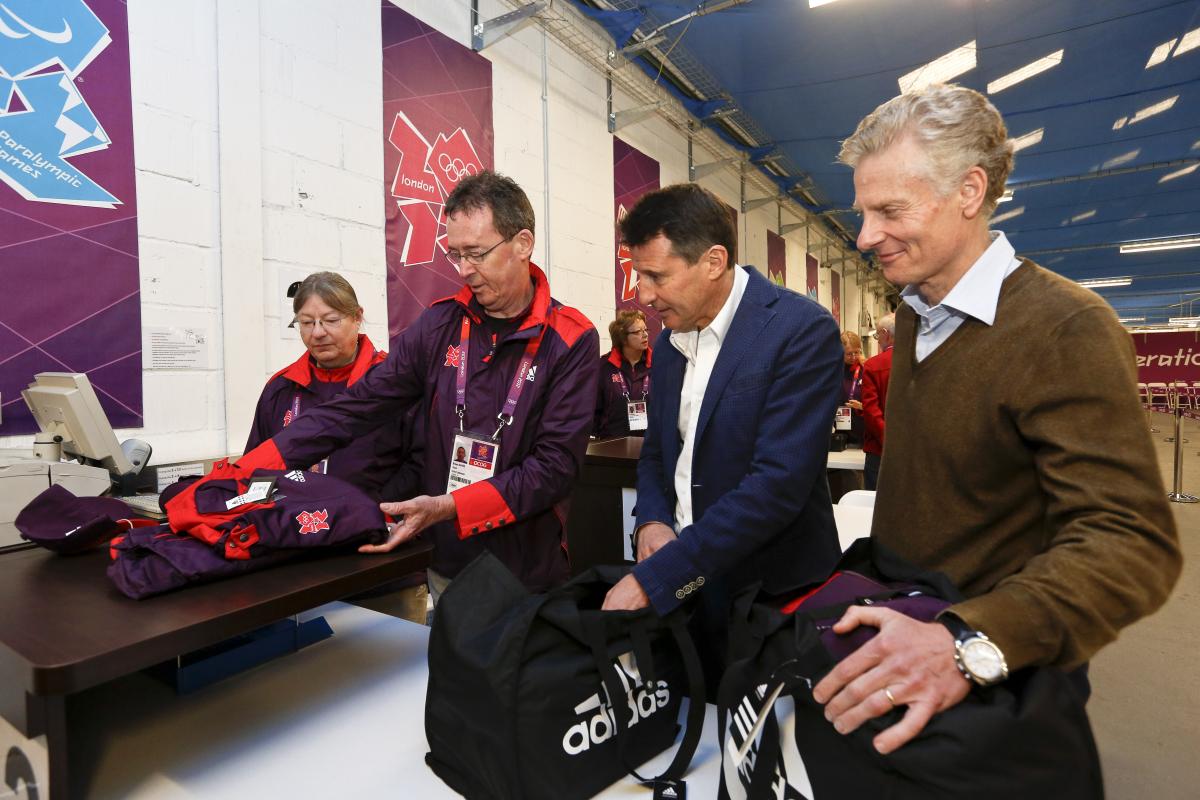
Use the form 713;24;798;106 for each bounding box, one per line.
455;315;543;439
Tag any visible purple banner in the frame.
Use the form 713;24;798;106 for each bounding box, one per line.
831;270;842;328
1133;331;1200;383
382;2;494;337
766;230;785;286
614;138;662;341
806;253;818;300
0;0;142;435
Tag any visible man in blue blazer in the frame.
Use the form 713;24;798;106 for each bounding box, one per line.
602;183;844;686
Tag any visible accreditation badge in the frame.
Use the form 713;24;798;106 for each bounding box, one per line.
834;405;852;431
446;432;501;492
626;400;648;432
309;458;329;475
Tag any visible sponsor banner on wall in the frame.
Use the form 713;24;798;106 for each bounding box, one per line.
0;0;142;435
831;270;841;328
381;2;494;337
766;230;785;286
613;138;661;341
1132;331;1200;383
806;253;818;300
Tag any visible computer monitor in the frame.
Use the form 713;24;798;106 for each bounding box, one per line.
21;373;135;476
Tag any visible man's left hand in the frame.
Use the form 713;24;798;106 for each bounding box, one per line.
811;606;971;755
363;494;456;553
602;573;650;610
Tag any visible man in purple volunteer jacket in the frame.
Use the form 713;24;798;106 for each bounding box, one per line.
246;172;599;597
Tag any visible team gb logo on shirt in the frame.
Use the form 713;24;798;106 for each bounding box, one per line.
296;509;330;535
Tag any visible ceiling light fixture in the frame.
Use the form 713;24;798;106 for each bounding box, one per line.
1175;27;1200;56
1010;128;1044;153
809;0;844;7
1102;149;1140;169
990;205;1025;225
998;189;1014;203
987;49;1064;94
1145;39;1177;68
1168;316;1200;325
1122;95;1179;128
1159;163;1200;183
1118;316;1146;323
1078;277;1132;288
1070;209;1097;223
1119;235;1200;254
898;41;977;93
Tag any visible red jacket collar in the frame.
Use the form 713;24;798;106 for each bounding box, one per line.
272;334;384;388
445;262;551;331
606;345;652;370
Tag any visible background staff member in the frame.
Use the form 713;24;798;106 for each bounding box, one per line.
860;312;895;491
594;309;652;438
839;330;866;445
242;172;599;601
245;271;426;622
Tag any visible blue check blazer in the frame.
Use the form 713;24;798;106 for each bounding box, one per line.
632;266;843;615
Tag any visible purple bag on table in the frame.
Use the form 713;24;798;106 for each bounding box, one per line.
16;484;158;555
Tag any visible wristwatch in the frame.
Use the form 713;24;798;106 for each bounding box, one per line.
940;614;1009;687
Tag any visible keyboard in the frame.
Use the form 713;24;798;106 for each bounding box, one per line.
118;493;166;519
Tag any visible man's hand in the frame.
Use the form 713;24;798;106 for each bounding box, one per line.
635;522;677;562
363;494;457;553
847;399;863;411
811;607;971;755
602;573;650;610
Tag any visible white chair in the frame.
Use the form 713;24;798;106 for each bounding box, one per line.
838;490;877;508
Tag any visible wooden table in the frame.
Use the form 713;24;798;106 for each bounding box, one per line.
0;541;431;799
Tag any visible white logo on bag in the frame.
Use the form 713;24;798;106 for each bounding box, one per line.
284;470;307;483
561;652;670;756
722;686;815;800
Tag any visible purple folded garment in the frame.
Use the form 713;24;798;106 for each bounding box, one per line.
106;525;300;599
16;484;141;555
782;570;950;662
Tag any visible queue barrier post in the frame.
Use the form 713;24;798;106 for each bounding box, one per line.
1168;402;1198;504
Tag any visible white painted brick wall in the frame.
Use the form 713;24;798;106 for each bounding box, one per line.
2;0;860;465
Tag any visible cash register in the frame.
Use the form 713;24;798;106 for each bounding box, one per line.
0;373;152;548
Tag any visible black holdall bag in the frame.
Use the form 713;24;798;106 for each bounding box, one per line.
716;539;1104;800
425;551;707;799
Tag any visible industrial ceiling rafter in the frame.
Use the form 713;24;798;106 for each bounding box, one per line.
491;0;870;273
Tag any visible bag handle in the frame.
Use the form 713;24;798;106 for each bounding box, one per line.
582;613;706;785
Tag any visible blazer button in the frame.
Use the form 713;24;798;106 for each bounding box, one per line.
696;576;705;587
675;589;685;600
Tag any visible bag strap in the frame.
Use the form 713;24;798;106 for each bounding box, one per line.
582;613;706;785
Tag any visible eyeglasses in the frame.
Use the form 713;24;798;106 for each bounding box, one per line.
446;236;512;266
628;328;649;337
296;315;348;333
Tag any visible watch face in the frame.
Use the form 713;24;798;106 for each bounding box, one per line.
962;638;1006;682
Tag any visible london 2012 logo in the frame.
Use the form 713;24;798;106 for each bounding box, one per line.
0;1;120;208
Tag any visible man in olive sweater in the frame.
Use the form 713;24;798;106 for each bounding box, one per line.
812;84;1181;757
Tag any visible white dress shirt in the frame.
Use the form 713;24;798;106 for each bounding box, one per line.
668;264;749;531
900;231;1022;362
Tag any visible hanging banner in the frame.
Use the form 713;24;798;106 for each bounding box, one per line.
0;0;142;435
806;253;819;300
614;138;662;340
831;270;842;328
382;2;494;337
766;230;785;286
1132;331;1200;383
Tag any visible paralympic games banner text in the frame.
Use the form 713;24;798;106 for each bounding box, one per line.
0;0;141;435
382;2;494;336
1132;330;1200;383
614;138;661;341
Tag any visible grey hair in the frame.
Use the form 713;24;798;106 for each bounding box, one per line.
839;83;1014;216
877;313;896;335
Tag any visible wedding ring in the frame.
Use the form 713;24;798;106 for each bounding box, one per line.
884;686;898;707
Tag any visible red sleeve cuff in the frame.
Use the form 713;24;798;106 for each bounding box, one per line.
237;439;287;472
451;480;516;540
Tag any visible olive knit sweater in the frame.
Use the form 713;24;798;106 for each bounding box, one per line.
872;260;1181;671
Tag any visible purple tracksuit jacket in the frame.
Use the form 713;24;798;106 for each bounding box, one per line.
245;264;599;591
245;334;421;502
593;346;652;438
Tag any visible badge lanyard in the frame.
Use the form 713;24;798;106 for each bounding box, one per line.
455;315;544;440
850;364;863;400
616;369;649;402
287;394;327;473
